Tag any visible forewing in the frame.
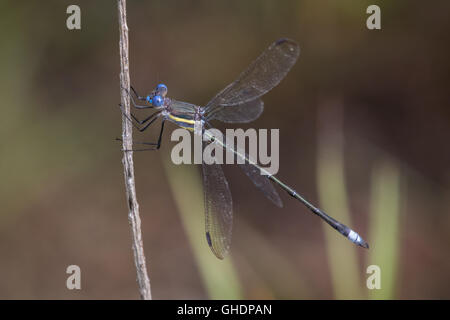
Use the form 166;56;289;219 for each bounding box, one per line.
202;162;233;259
206;99;264;123
204;38;300;113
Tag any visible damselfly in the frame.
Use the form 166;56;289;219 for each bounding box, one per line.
121;38;369;259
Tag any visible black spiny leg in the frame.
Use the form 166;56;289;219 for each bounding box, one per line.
131;86;148;102
117;86;165;151
118;103;161;131
120;120;166;152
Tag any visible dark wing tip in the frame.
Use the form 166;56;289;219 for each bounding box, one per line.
273;38;300;59
206;232;227;259
206;231;213;247
275;38;289;45
275;38;298;45
274;37;299;48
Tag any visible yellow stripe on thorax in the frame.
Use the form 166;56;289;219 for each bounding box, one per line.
168;114;195;131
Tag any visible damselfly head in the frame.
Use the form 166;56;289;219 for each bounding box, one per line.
156;83;168;97
152;95;164;107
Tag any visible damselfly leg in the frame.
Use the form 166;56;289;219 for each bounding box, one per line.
130;86;150;103
118;92;166;151
119;120;166;152
118;104;161;131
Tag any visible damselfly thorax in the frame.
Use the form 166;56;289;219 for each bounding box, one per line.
161;98;206;132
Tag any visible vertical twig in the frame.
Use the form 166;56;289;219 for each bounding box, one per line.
117;0;152;300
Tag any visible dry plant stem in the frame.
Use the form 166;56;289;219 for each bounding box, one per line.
117;0;152;300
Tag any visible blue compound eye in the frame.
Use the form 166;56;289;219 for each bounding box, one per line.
156;83;168;97
152;95;164;107
146;95;152;104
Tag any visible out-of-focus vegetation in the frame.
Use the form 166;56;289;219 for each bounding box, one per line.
0;0;449;299
317;101;365;299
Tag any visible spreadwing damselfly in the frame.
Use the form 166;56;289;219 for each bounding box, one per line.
121;38;369;259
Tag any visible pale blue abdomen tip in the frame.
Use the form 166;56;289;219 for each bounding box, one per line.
348;230;369;249
348;230;360;243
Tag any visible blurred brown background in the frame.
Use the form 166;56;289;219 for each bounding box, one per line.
0;0;449;299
